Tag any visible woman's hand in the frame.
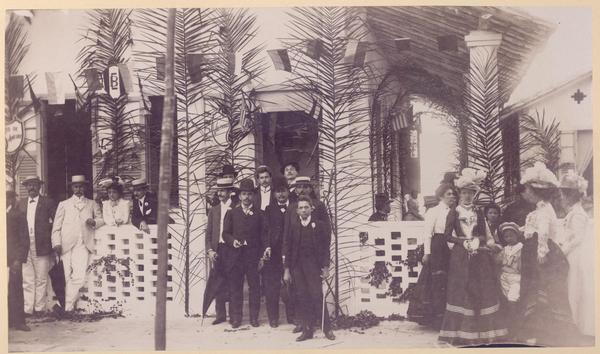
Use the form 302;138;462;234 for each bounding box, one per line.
422;254;430;264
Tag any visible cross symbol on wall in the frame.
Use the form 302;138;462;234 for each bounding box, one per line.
571;89;586;104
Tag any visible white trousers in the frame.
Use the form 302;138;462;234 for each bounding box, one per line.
22;252;51;313
62;243;91;311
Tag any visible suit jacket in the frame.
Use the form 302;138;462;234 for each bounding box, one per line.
51;196;104;253
17;195;56;256
255;186;276;211
283;214;331;269
263;202;291;258
7;206;29;266
205;201;235;254
221;205;266;266
132;192;158;229
285;199;331;232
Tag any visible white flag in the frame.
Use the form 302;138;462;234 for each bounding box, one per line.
45;72;65;105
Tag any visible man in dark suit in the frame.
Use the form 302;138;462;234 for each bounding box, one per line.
368;193;391;222
281;162;300;203
262;176;295;328
7;189;31;331
16;176;56;315
289;176;331;230
131;178;157;233
283;195;335;341
255;165;275;211
205;177;236;325
222;178;267;328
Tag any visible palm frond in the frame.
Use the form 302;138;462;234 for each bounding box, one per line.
520;109;561;173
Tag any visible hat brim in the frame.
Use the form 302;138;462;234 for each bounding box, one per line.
69;180;90;185
132;184;149;189
21;179;44;185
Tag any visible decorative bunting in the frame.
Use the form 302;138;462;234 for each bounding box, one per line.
45;72;65;105
186;53;205;83
306;39;323;60
267;49;292;72
391;106;412;132
156;55;166;80
8;75;24;100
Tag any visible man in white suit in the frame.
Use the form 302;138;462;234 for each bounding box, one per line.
51;175;104;313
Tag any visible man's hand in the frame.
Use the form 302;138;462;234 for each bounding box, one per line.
283;268;292;285
263;247;272;260
422;254;430;265
207;249;218;262
85;218;96;228
53;245;62;256
321;266;330;279
233;239;242;248
140;221;150;234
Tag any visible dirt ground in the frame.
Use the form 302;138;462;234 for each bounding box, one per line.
8;311;445;352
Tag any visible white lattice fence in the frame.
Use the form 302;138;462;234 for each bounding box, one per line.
349;222;425;316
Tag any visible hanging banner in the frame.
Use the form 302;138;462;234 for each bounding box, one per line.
5;120;24;154
108;65;121;99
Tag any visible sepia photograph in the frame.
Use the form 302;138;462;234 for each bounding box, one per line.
3;4;595;351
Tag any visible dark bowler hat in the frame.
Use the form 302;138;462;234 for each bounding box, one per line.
280;162;300;174
272;176;288;192
238;178;255;192
220;164;238;178
21;175;44;185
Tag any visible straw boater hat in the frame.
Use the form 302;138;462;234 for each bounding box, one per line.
69;175;90;185
131;178;149;189
98;176;126;188
238;178;255;192
293;176;312;187
559;170;588;195
454;168;486;191
499;222;521;235
215;177;234;189
21;175;44;185
280;162;300;175
520;162;559;189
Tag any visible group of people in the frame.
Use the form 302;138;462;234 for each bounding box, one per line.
6;174;159;331
205;162;335;341
407;162;594;346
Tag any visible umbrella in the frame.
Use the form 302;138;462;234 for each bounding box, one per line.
48;256;66;309
201;256;228;324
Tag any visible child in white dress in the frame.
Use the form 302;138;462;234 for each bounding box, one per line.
496;222;523;336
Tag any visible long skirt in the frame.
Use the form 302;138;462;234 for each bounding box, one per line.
518;235;581;346
439;245;507;346
407;234;450;329
567;229;595;337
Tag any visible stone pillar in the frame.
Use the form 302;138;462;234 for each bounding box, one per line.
464;30;505;203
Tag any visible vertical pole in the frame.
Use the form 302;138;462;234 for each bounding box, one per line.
155;8;176;351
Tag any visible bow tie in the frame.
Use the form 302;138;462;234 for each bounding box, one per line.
29;199;36;203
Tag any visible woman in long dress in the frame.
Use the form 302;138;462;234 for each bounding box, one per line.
438;168;507;346
517;162;580;346
559;170;594;337
407;182;456;329
100;177;131;226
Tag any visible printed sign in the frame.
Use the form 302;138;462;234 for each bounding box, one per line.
5;120;24;154
108;65;121;99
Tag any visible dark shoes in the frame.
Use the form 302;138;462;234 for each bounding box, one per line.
292;324;303;333
250;319;259;327
269;320;278;328
231;321;241;329
212;318;227;325
12;324;31;332
324;330;336;340
296;331;314;342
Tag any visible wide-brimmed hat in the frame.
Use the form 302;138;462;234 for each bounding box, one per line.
559;170;588;195
499;222;521;235
520;162;559;189
280;162;300;175
272;176;288;192
293;176;311;187
131;178;149;189
21;175;44;185
69;175;90;185
255;165;272;178
455;168;486;192
98;176;126;188
215;177;235;189
238;178;255;192
219;164;238;178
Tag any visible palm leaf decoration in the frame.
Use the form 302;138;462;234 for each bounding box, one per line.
464;46;504;205
519;109;561;173
75;9;141;183
5;12;38;191
204;8;267;185
283;7;375;316
133;8;219;315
